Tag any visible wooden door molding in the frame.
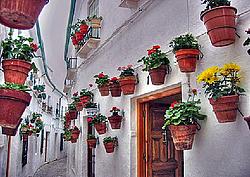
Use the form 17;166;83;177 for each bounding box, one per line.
137;86;181;177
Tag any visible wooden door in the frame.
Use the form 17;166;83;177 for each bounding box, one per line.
147;104;183;177
45;132;50;162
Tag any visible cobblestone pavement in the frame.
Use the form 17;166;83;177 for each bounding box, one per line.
33;158;66;177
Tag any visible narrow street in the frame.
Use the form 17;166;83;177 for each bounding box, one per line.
33;158;67;177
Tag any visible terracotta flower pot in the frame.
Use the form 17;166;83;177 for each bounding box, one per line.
104;142;115;153
98;85;109;96
175;49;199;73
149;65;167;85
76;102;84;111
80;24;89;34
109;83;122;97
87;139;97;149
71;138;77;143
108;115;122;129
244;117;250;130
0;0;48;30
209;95;239;123
2;118;22;136
90;18;102;28
69;111;78;120
169;124;197;150
201;6;237;47
119;76;136;95
94;123;107;135
80;96;91;107
0;89;31;129
71;128;80;143
22;133;29;142
2;59;32;85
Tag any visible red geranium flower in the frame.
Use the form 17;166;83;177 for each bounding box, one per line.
30;43;39;52
153;45;160;50
98;73;105;78
147;49;156;55
111;77;118;81
170;101;178;108
87;117;92;123
127;64;133;68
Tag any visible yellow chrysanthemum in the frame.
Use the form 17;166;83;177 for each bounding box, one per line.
197;66;219;84
220;63;240;74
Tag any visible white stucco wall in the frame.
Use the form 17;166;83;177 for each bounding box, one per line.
66;0;250;177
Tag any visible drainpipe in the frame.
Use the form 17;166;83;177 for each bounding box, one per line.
6;136;11;177
35;21;66;98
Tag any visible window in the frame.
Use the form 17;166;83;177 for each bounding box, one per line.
40;129;44;154
60;133;64;151
88;0;99;17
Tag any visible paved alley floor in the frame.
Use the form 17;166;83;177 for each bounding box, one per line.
33;158;66;177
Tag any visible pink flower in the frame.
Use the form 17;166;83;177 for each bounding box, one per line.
121;66;126;70
87;117;92;123
118;67;122;71
170;101;178;109
127;64;133;68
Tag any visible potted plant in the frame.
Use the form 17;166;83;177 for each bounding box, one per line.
109;77;122;97
35;117;44;134
30;112;42;123
108;107;123;129
103;136;118;153
243;29;250;55
118;65;136;95
68;103;78;120
200;0;237;47
1;32;39;85
87;134;97;149
94;72;110;96
80;84;94;106
138;45;171;85
63;129;72;141
2;118;22;136
162;89;206;150
70;126;80;143
20;123;29;141
170;34;200;73
87;15;103;28
88;113;107;135
0;83;31;129
197;63;245;123
85;102;98;116
71;19;89;47
0;0;48;29
72;92;83;111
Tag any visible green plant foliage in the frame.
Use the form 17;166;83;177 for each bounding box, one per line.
103;136;118;145
87;134;96;140
70;19;87;36
87;15;103;21
63;129;72;141
68;103;77;111
162;95;206;129
88;113;107;126
33;85;45;92
201;0;231;13
118;65;135;78
0;82;31;92
80;88;94;98
85;102;97;108
169;33;199;53
30;112;42;123
138;45;171;71
94;72;110;87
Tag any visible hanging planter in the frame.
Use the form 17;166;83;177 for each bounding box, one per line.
118;65;136;95
108;107;123;129
80;95;91;106
2;118;22;136
87;15;103;28
163;91;206;150
1;34;39;85
0;0;48;29
85;102;98;116
170;34;200;73
89;113;108;135
94;123;107;135
87;135;97;149
200;1;237;47
197;63;245;123
71;92;84;111
80;86;94;107
103;137;118;153
94;72;110;96
68;102;78;120
76;102;84;111
109;77;122;97
209;95;239;123
138;45;171;85
0;83;31;129
70;126;80;143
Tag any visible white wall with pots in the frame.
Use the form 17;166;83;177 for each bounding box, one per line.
66;0;250;177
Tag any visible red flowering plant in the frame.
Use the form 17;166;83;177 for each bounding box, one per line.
162;89;206;129
138;45;171;72
88;113;107;126
109;77;120;85
70;19;89;46
118;65;135;78
94;72;110;87
110;107;121;116
80;84;94;99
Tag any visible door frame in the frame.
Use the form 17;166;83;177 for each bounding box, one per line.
136;86;182;177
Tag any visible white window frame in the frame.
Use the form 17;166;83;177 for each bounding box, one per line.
88;0;99;17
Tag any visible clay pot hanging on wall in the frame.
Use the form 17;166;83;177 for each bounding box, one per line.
209;95;239;123
2;59;32;85
201;6;237;47
70;127;80;143
80;96;91;107
69;110;78;120
175;49;199;73
119;76;136;95
0;0;48;30
0;89;31;129
98;85;110;96
87;139;97;149
94;123;107;135
108;115;122;129
76;102;84;112
1;118;22;136
169;124;197;150
109;83;122;97
104;142;115;153
149;65;168;85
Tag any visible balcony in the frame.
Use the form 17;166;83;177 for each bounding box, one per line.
76;27;101;59
119;0;140;9
66;57;77;80
63;79;74;93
